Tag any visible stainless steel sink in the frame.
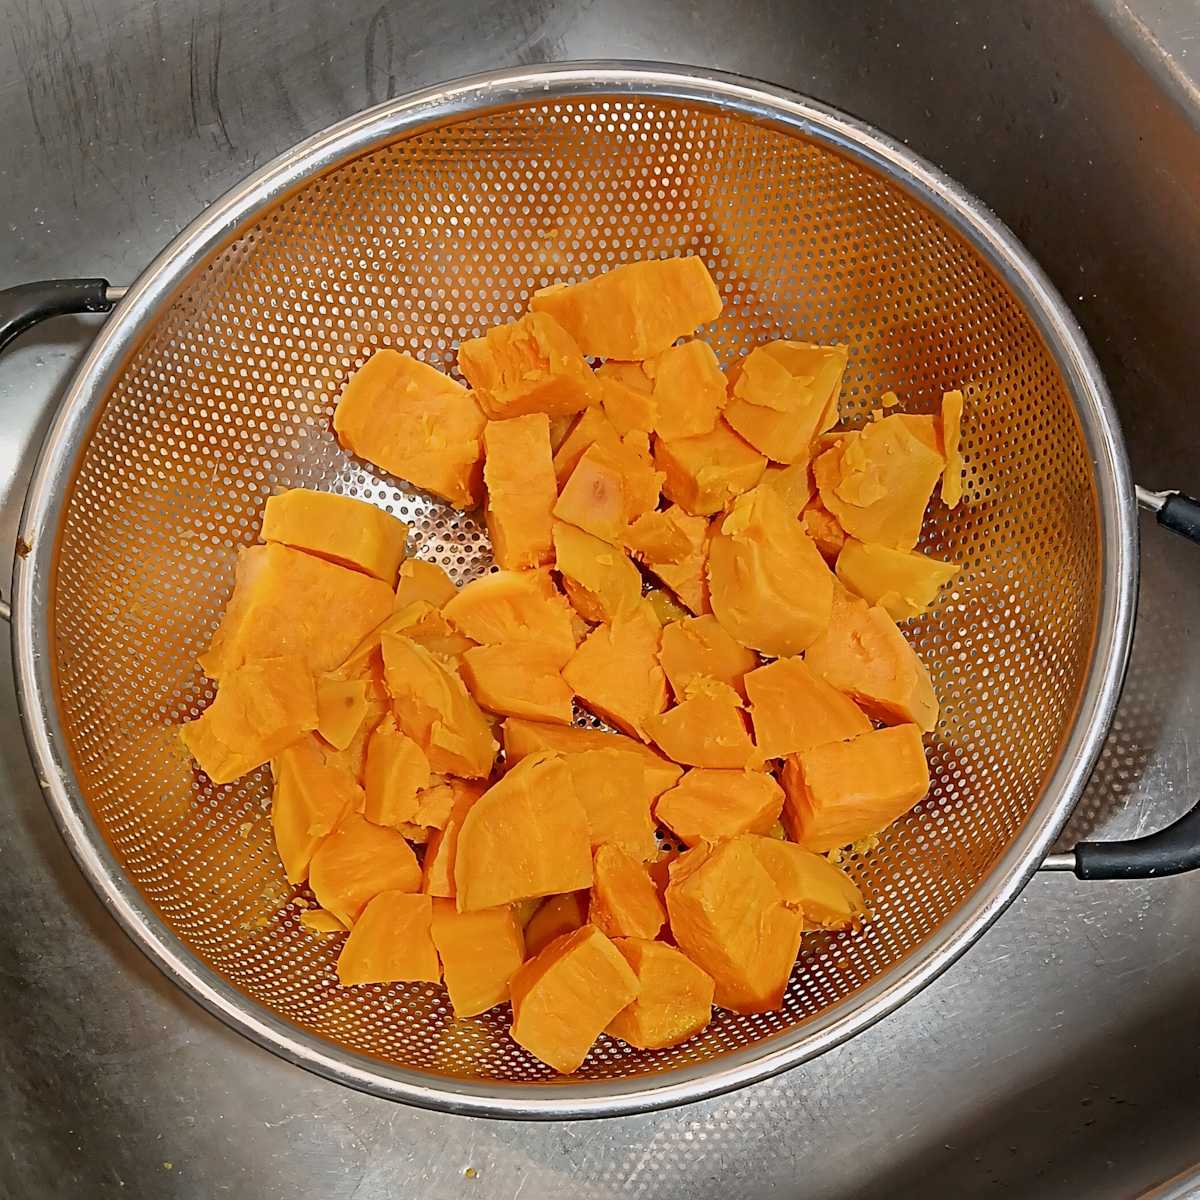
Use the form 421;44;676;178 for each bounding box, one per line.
2;1;1199;1196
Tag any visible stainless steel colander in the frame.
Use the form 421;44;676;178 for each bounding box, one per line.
5;63;1197;1119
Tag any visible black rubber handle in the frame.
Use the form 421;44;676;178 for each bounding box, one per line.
0;278;115;355
1156;491;1200;544
1075;804;1200;880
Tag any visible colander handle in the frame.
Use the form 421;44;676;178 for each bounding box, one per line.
1136;486;1200;547
0;278;124;355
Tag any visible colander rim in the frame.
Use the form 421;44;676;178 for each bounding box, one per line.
9;61;1137;1119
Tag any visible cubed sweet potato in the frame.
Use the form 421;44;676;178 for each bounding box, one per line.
501;717;672;779
563;748;680;861
707;485;835;656
460;642;575;725
659;614;758;702
530;256;722;360
744;656;871;759
552;407;623;485
393;558;457;609
643;339;725;440
509;924;639;1073
655;768;783;845
624;505;711;615
310;810;422;926
595;361;656;435
333;349;486;508
606;939;714;1050
645;693;758;769
430;900;525;1017
654;419;767;516
553;521;642;624
315;676;369;752
554;440;662;542
762;461;814;517
745;837;864;929
835;539;959;621
421;780;486;898
337;890;440;985
483;414;557;570
589;844;667;939
780;724;930;851
523;891;589;957
454;752;593;910
362;716;431;828
802;498;847;562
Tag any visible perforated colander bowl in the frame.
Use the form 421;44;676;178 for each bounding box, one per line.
8;64;1137;1117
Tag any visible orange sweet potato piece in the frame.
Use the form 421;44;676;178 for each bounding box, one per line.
310;810;422;926
394;558;457;609
509;924;639;1073
181;655;317;783
421;780;486;898
457;311;597;419
665;837;803;1013
655;768;783;845
501;717;671;778
643;339;725;440
762;461;815;517
940;389;965;508
654;419;767;516
362;716;431;828
483;414;557;570
443;569;578;666
780;724;930;851
271;736;362;883
645;693;758;769
430;899;526;1017
199;543;395;681
389;600;478;662
333;349;486;508
552;407;623;485
261;488;409;584
564;749;680;861
659;615;757;702
553;521;642;624
802;498;847;562
625;505;711;615
554;440;662;542
724;341;847;464
460;642;574;725
595;361;656;435
804;588;939;730
835;539;959;621
380;632;498;778
299;908;347;934
562;603;668;740
530;256;722;360
606;938;714;1049
744;656;871;759
813;414;944;550
315;676;369;752
454;752;593;910
589;844;667;939
524;891;589;957
707;485;835;656
337;890;440;985
746;837;864;929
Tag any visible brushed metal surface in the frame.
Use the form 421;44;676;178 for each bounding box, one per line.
1;0;1198;1196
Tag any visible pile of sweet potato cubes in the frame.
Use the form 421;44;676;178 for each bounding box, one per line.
182;255;965;1074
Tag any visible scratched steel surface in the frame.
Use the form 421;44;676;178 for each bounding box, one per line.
2;1;1200;1197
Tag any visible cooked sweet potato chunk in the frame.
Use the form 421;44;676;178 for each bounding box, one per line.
362;716;431;828
393;558;457;609
530;256;722;360
337;891;440;986
606;939;714;1049
645;693;758;769
333;349;486;508
781;724;930;851
501;717;671;778
380;632;497;778
665;837;803;1013
431;900;525;1017
421;780;486;898
835;539;959;621
724;341;847;464
389;600;477;662
261;488;409;584
564;748;679;861
553;521;642;624
762;461;814;516
483;414;557;570
655;768;783;845
454;752;593;910
802;498;847;562
509;924;639;1073
655;419;767;516
524;891;589;956
199;543;395;681
804;588;939;730
554;441;662;542
460;642;575;725
562;603;668;740
707;485;835;656
589;844;667;939
659;615;758;702
814;414;944;550
744;656;871;759
271;736;362;883
299;908;346;934
746;837;864;929
314;675;369;752
644;339;725;440
310;810;422;926
457;311;596;419
595;361;656;435
552;407;623;485
625;505;711;615
443;569;578;666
